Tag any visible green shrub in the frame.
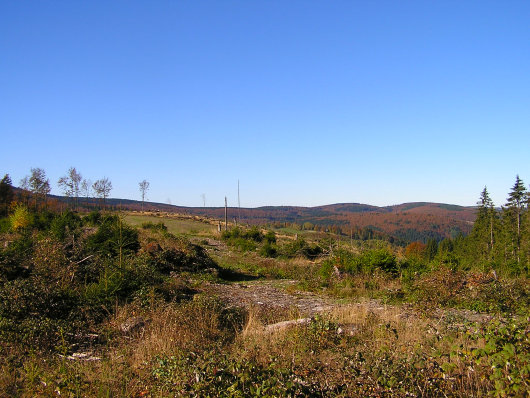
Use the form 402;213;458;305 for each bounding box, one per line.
0;217;9;233
142;239;218;274
221;227;264;252
318;260;334;285
222;226;263;242
32;210;55;231
259;242;278;258
50;211;82;241
472;318;529;396
152;352;313;396
231;238;257;252
281;238;322;259
0;233;33;280
83;211;102;226
364;249;397;273
0;278;80;348
221;227;242;240
341;249;397;275
264;231;276;244
84;265;139;310
86;217;139;258
244;226;264;242
330;248;357;272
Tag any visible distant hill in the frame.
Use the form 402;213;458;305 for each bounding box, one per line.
165;202;475;243
107;199;475;243
13;188;476;243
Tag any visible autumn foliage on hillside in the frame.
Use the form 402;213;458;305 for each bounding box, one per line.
170;202;475;243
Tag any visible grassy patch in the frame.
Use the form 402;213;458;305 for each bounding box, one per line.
124;214;216;236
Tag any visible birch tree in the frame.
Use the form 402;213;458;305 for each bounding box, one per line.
139;180;149;211
21;168;51;209
58;167;82;209
93;178;112;209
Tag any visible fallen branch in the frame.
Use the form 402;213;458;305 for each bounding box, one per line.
264;318;311;333
74;254;94;265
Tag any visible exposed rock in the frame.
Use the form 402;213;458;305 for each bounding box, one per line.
264;318;311;332
65;352;101;361
120;317;146;335
336;324;357;335
203;280;335;316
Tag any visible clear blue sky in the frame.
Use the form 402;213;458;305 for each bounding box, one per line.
1;1;529;208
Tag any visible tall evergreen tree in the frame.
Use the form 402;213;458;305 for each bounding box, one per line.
472;186;498;262
425;238;438;262
0;174;14;216
503;175;527;266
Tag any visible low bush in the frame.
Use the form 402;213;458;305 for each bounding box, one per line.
264;230;276;244
50;211;82;241
222;227;265;252
331;248;398;275
0;217;10;233
231;237;257;252
472;317;529;396
0;233;34;280
280;238;322;259
0;277;81;349
223;226;263;241
259;242;278;258
86;216;140;258
409;267;530;314
152;352;313;396
83;210;102;226
9;205;33;231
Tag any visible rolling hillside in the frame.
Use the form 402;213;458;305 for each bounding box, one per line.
15;188;476;243
169;202;476;243
110;199;475;243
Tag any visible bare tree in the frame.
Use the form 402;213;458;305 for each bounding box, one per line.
58;167;82;210
139;179;150;211
81;179;92;207
21;168;50;209
92;178;112;209
19;176;30;206
19;176;29;190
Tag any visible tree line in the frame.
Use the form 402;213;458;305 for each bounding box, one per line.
0;167;150;213
468;175;529;273
401;175;530;276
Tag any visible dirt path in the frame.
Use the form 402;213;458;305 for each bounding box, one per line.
204;280;336;316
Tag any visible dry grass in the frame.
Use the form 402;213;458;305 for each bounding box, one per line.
2;294;508;397
231;301;499;397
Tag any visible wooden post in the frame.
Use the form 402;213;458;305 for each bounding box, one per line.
238;180;241;224
224;197;228;231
